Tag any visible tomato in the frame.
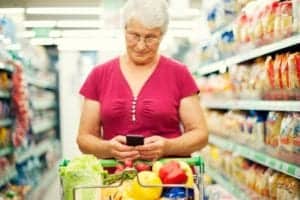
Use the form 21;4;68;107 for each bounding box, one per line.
135;162;151;172
124;159;133;168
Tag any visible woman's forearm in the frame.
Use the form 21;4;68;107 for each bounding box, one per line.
164;129;208;157
77;134;112;159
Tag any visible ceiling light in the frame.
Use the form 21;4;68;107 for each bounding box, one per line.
49;30;61;38
24;20;56;28
26;7;102;15
61;30;101;37
30;38;57;46
19;31;36;38
0;8;24;14
57;20;103;28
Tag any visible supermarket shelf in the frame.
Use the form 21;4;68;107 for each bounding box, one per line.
26;76;56;90
15;140;52;163
0;62;14;73
0;90;10;98
31;100;56;110
0;167;17;188
0;118;13;127
32;119;57;135
0;146;13;157
197;34;300;75
205;165;250;200
26;161;59;200
202;99;300;112
209;134;300;179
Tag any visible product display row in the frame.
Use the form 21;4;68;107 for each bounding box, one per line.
205;109;300;165
0;16;61;200
199;0;300;67
198;51;300;100
202;144;300;200
197;1;300;198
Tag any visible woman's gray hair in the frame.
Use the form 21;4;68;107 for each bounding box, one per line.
122;0;169;34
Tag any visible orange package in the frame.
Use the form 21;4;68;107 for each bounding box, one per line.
288;52;300;89
266;56;275;89
280;53;289;89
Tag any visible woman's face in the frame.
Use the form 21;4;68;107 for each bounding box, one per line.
125;19;162;65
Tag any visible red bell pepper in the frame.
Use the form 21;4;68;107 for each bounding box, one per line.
159;161;187;184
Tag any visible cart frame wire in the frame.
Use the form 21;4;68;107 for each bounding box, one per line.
60;156;205;200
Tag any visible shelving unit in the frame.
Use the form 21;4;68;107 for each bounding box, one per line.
209;134;300;179
15;140;53;164
26;76;56;90
202;99;300;112
31;119;57;135
0;90;10;98
25;161;59;200
205;165;250;200
0;62;14;73
0;146;13;157
0;15;61;200
0;118;13;127
31;100;56;110
197;34;300;75
0;167;17;188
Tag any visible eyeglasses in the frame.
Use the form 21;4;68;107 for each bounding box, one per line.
126;32;161;47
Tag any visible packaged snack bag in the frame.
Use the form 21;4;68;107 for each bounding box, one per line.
280;53;289;89
286;176;300;200
266;56;275;89
276;175;289;200
268;172;281;200
279;113;293;152
287;52;300;89
279;1;293;38
266;112;284;147
291;112;300;154
295;53;300;88
273;2;282;39
293;0;300;33
274;54;283;89
262;1;279;42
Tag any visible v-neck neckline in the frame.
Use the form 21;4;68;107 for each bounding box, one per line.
118;55;163;99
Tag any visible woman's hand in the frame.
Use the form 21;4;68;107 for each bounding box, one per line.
108;135;140;161
136;135;167;161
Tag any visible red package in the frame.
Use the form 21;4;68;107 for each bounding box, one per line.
280;53;289;89
288;53;300;89
273;54;282;89
295;53;300;88
266;56;275;89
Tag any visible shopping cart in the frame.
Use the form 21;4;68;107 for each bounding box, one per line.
59;156;205;200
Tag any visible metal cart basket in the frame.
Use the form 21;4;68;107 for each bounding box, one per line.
59;156;205;200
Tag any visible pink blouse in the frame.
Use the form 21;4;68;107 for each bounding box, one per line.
79;55;199;140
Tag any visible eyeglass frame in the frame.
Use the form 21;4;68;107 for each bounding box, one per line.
125;28;162;47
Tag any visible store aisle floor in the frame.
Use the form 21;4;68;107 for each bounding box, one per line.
43;176;60;200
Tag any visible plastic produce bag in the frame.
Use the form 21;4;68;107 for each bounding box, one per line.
59;155;103;200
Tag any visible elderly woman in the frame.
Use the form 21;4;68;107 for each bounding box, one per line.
77;0;208;161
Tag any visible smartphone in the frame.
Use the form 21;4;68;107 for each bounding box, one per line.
126;134;144;146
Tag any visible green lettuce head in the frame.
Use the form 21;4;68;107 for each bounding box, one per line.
59;155;103;200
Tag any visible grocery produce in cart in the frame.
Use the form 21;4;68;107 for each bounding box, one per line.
59;155;204;200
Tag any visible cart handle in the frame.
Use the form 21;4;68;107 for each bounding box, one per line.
98;156;204;168
60;156;204;168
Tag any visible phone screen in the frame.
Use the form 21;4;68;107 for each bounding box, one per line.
126;134;144;146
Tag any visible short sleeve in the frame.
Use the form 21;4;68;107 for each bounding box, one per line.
79;67;100;101
179;66;199;99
